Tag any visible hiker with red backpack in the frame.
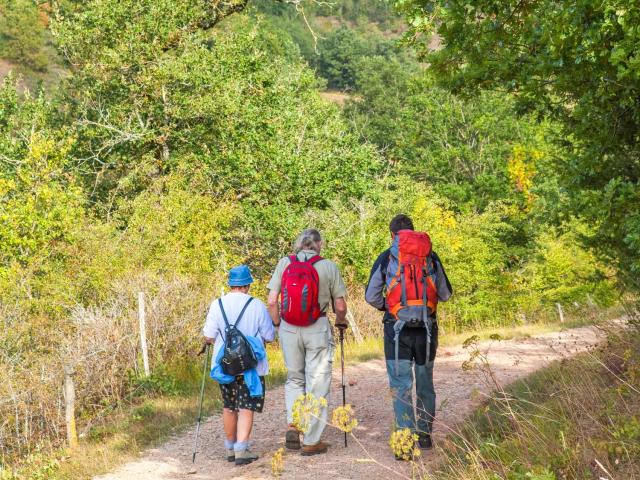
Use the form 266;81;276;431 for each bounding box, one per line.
267;228;349;456
365;214;452;454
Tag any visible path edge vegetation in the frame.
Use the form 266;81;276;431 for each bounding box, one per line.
431;315;640;480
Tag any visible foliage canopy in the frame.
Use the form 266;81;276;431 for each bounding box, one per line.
395;0;640;281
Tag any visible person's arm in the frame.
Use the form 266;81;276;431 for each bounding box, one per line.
334;297;348;328
432;252;453;302
266;257;287;326
365;251;388;310
267;290;280;327
202;301;220;345
329;262;349;329
258;302;276;342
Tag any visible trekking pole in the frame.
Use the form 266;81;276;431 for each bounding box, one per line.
339;328;347;448
192;343;210;464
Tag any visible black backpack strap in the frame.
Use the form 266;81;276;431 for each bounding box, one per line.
422;265;428;310
233;297;254;328
422;260;433;362
218;298;230;328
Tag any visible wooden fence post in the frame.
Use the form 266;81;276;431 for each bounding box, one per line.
63;366;78;449
556;302;564;323
138;291;150;377
346;310;364;344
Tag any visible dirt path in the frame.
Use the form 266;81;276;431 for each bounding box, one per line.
95;325;601;480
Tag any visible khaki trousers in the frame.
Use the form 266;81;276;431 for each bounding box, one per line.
279;316;334;446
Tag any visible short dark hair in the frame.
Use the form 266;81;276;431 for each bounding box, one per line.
389;214;414;234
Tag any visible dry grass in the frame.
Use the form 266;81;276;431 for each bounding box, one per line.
1;333;382;480
430;317;640;479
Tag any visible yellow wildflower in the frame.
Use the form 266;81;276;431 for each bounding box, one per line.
291;393;326;433
271;447;284;478
331;405;358;433
389;428;421;461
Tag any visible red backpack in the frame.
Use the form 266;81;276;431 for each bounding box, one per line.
280;255;323;326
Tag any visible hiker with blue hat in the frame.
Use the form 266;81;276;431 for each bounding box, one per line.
202;265;275;466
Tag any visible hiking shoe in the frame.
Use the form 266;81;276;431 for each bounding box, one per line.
418;432;433;450
226;448;235;462
285;427;301;450
301;441;329;456
235;449;258;466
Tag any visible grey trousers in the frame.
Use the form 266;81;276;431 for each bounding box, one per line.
279;316;334;446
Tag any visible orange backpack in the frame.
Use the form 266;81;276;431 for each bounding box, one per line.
385;230;438;371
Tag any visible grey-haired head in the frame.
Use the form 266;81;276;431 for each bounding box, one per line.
293;228;323;254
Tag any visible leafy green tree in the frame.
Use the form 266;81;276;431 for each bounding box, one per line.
53;4;379;202
521;225;617;309
0;0;47;71
315;26;400;89
52;2;382;270
347;57;557;211
0;77;83;267
395;0;640;281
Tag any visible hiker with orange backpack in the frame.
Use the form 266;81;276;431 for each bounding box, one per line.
365;214;452;453
267;229;349;456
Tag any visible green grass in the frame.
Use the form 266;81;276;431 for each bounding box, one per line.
433;321;640;480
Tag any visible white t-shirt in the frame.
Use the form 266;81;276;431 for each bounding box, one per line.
202;292;275;376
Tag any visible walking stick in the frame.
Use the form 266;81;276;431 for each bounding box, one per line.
339;328;347;448
192;343;210;464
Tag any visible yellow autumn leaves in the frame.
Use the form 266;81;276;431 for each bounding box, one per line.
507;145;542;208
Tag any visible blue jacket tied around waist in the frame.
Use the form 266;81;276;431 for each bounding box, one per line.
210;335;266;397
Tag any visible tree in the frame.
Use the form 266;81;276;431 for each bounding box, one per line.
0;0;48;71
347;57;558;211
0;77;83;267
315;26;403;90
51;1;381;269
395;0;640;281
52;2;379;200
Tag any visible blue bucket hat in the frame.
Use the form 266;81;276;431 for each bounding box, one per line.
228;265;254;287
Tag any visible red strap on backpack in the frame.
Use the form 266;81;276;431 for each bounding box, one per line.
280;254;323;327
